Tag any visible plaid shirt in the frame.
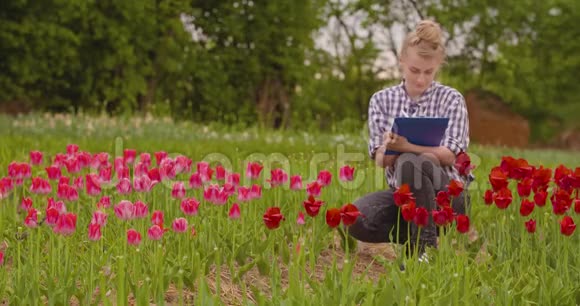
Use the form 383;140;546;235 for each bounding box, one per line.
368;80;472;189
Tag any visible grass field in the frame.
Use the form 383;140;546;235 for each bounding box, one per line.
0;113;579;305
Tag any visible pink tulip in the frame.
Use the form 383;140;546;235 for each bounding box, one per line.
339;165;355;181
54;213;77;236
147;225;164;240
229;203;241;220
127;229;142;245
317;170;332;187
180;198;200;216
172;218;188;233
91;210;108;227
151;210;164;226
290;175;303;190
88;223;102;241
171;182;187;199
114;200;134;220
30;151;43;165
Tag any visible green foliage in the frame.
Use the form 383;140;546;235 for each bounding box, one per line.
1;0;579;141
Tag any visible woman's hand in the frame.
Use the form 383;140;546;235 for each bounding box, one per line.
383;132;410;152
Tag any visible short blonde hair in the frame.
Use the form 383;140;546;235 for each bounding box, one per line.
400;20;446;62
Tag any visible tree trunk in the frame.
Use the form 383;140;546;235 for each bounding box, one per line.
256;76;290;129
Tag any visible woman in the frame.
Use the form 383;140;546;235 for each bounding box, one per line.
348;20;473;258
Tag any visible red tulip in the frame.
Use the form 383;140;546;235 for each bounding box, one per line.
303;196;324;217
519;199;535;217
512;159;533;181
394;184;415;206
570;167;580;189
494;187;513;209
447;179;464;197
525;219;536;233
339;165;355;182
531;166;552;192
0;251;4;266
454;152;475;176
127;229;142;245
401;201;416;222
574;199;580;214
517;178;532;198
560;216;576;236
456;215;470;233
484;189;494;205
325;208;341;228
432;206;454;226
175;156;192;174
554;165;573;190
551;188;572;215
229;203;241;220
340;203;362;226
435;190;450;207
489;167;508;192
413;207;429;227
534;190;548;207
263;207;285;229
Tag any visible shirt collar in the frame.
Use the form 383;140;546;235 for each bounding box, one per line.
398;79;437;102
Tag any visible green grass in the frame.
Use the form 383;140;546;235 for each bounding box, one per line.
0;113;579;305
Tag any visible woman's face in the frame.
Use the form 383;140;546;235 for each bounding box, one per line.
400;46;442;97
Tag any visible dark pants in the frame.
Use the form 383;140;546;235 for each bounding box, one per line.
348;153;469;253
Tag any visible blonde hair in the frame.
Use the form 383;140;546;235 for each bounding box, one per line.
400;20;446;62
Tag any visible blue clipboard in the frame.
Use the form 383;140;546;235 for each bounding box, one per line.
385;117;449;155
